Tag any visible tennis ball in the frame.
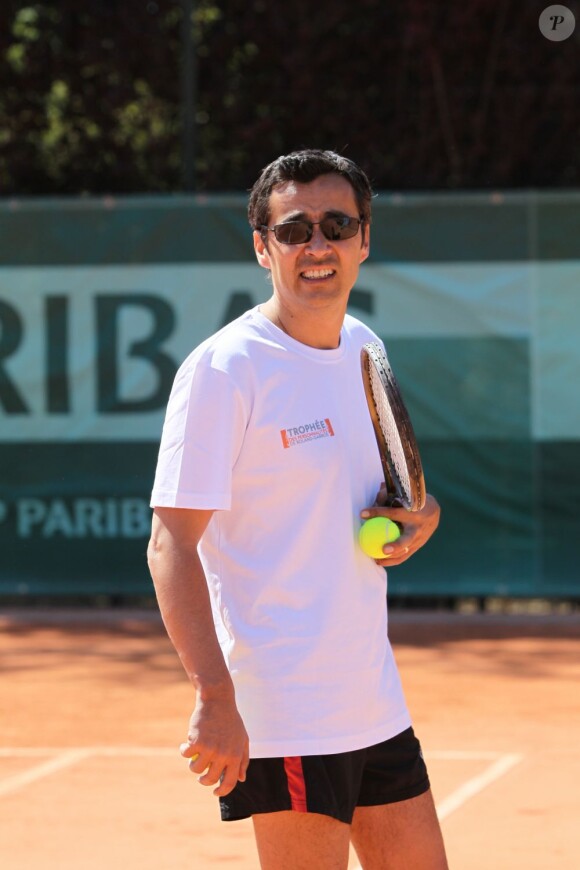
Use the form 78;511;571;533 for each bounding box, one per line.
359;516;401;558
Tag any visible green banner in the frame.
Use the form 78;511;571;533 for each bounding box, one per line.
1;192;579;598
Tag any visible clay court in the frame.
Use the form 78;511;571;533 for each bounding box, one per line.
1;607;579;869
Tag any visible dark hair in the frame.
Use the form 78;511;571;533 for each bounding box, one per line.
248;149;373;231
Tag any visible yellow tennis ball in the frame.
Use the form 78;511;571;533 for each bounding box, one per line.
359;517;401;558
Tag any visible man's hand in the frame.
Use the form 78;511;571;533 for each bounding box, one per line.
180;691;250;797
360;490;440;566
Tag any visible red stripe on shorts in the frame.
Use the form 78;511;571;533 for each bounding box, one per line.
283;756;308;812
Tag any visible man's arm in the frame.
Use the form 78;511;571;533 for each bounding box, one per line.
147;506;249;796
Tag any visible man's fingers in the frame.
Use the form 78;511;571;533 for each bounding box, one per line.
195;756;245;795
212;765;239;797
198;761;225;787
239;747;250;782
374;538;412;564
180;743;209;775
189;754;206;773
362;506;409;522
376;548;411;566
180;739;249;792
180;741;198;759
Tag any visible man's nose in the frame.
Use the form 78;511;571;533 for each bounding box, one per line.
306;225;331;251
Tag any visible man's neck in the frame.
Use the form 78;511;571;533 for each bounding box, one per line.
260;298;345;350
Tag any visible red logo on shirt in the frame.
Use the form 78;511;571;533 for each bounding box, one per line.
280;418;335;449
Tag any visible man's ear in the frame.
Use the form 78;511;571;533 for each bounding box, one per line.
253;230;271;270
359;223;370;264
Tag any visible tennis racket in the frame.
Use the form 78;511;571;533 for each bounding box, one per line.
360;342;426;511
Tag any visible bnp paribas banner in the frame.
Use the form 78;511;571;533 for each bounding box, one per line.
1;193;580;598
0;261;270;595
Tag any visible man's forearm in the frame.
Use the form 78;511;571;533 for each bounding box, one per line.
147;533;233;699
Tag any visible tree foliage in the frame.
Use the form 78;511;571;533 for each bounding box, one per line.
1;0;579;194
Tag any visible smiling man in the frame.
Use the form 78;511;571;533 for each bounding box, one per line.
148;150;447;869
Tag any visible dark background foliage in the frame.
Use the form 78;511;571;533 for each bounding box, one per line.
1;0;579;195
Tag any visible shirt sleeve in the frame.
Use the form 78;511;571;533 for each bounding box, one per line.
150;354;248;510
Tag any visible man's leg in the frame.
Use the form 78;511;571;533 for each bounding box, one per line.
252;810;352;870
351;789;448;870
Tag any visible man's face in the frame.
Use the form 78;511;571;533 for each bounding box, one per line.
253;173;370;312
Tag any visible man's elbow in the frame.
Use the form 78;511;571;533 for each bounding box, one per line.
147;529;165;576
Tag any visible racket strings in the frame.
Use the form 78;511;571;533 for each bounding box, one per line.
369;366;413;501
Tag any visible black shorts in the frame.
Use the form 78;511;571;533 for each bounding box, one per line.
219;726;430;825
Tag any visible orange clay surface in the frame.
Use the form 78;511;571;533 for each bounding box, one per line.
1;608;579;869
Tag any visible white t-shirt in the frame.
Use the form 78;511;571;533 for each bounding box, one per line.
151;306;411;757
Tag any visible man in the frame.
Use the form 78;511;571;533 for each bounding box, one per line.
148;149;448;869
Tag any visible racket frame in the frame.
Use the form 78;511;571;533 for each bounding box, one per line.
361;342;426;511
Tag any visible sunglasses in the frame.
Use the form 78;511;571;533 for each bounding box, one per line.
261;215;363;245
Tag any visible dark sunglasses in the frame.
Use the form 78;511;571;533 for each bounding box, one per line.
261;215;363;245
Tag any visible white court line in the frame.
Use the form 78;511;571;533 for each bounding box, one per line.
0;748;523;817
0;747;177;798
0;749;92;798
429;749;510;761
435;752;523;821
0;747;177;758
